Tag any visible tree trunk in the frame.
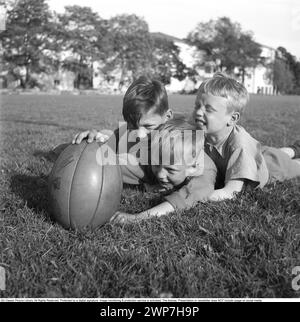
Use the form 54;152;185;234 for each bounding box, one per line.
118;61;126;91
77;55;83;89
241;68;245;84
89;61;93;89
20;77;26;89
26;65;30;88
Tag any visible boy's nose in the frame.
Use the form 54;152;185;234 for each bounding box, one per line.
157;169;167;181
194;107;204;117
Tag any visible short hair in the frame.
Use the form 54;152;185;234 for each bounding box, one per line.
150;119;204;166
197;72;249;113
122;76;169;128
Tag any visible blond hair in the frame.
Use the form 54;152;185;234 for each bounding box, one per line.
197;72;249;114
150;119;203;166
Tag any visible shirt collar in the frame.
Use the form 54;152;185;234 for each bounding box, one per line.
205;127;235;157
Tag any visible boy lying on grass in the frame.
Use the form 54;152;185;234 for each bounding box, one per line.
111;119;217;223
192;72;300;201
73;76;174;144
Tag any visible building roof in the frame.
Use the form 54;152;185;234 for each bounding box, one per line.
151;32;187;44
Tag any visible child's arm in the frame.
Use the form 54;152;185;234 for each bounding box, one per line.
112;155;218;224
111;201;175;224
111;178;240;224
208;179;244;201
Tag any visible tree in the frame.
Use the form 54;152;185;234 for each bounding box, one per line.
276;47;300;94
293;61;300;94
0;0;57;88
151;34;194;85
234;33;262;83
57;5;108;89
104;14;153;89
187;17;262;82
271;54;295;95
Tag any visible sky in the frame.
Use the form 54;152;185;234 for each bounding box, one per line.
48;0;300;59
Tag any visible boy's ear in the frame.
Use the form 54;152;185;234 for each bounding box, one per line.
185;149;204;177
229;111;240;125
165;109;173;120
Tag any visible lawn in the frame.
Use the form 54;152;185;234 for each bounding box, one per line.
0;93;300;298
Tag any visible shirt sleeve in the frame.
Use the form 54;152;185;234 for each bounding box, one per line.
120;163;146;185
120;160;157;185
225;143;269;187
164;154;217;210
117;126;154;185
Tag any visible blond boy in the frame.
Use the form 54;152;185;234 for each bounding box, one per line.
193;72;300;201
113;119;217;223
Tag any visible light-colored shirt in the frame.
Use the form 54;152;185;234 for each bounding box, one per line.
204;125;269;189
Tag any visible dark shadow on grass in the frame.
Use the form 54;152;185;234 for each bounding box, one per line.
10;173;53;223
33;150;59;163
33;143;70;163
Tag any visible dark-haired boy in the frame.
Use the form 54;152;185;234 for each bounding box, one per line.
72;76;173;144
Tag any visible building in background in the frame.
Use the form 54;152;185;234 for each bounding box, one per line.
242;45;276;95
165;35;276;94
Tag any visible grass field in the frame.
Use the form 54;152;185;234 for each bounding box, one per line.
0;93;300;298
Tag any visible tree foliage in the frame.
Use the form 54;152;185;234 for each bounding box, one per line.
1;3;300;95
272;58;295;94
57;5;108;89
187;17;262;82
0;4;189;90
268;47;300;95
276;47;300;94
0;0;57;88
151;34;193;85
103;14;153;89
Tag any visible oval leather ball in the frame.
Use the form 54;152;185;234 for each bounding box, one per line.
48;141;123;230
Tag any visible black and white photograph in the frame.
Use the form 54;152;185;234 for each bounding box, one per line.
0;0;300;303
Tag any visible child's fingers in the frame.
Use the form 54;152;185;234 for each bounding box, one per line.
95;132;109;143
110;211;123;223
111;212;131;224
72;132;81;144
75;130;89;144
87;130;98;143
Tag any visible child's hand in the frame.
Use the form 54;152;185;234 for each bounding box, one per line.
72;130;109;144
110;211;140;224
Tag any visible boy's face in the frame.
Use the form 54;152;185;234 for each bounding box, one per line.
129;108;172;138
193;93;233;136
152;164;201;190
